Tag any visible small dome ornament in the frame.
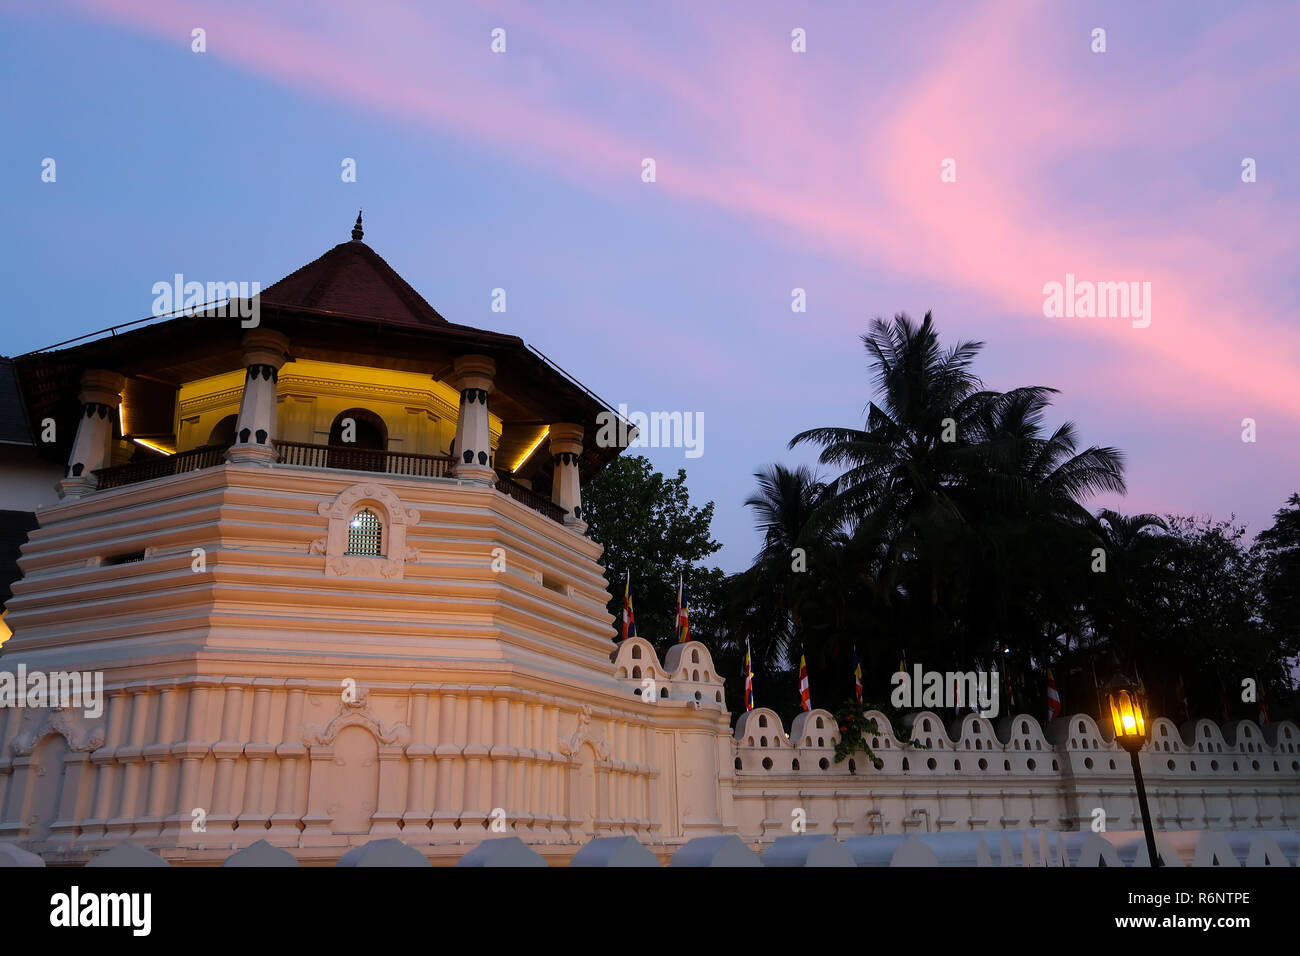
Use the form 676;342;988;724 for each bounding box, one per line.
351;210;364;241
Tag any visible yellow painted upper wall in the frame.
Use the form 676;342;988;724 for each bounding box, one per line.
172;358;500;456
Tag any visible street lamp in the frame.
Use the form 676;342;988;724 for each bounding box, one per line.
1106;675;1159;867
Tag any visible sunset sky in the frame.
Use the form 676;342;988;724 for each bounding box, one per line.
3;0;1297;570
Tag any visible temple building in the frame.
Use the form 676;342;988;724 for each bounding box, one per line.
0;219;1297;864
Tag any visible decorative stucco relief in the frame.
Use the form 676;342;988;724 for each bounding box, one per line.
302;690;410;747
9;706;105;756
560;704;609;759
309;481;421;580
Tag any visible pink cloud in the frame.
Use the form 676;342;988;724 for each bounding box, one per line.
64;0;1300;428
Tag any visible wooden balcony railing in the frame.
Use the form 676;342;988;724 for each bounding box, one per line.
93;439;568;525
495;473;568;524
274;441;456;479
94;442;230;489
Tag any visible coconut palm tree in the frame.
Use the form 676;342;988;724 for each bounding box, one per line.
786;311;1129;680
728;464;834;675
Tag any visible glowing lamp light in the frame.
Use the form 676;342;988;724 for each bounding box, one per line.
1106;673;1160;866
1108;687;1147;749
131;438;174;456
511;427;549;473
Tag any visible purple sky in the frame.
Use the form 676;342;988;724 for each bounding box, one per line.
3;0;1298;571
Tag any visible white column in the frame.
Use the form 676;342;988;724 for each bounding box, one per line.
267;679;307;839
403;686;435;842
450;354;496;485
547;423;586;532
226;329;290;464
58;369;125;499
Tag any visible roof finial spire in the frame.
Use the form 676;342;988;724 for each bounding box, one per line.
351;209;364;241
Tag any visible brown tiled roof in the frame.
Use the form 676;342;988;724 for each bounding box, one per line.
260;239;452;329
11;230;633;480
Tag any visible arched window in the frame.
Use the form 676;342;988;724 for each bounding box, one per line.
327;409;389;471
330;408;388;450
631;645;642;659
207;413;238;447
346;509;383;556
691;650;699;663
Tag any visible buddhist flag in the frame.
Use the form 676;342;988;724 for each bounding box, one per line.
798;652;811;712
621;570;637;642
675;575;690;644
1046;668;1062;721
743;639;754;711
1258;699;1270;726
1219;682;1232;723
852;647;863;705
1004;670;1016;711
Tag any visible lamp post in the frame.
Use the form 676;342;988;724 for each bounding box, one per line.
1106;675;1160;867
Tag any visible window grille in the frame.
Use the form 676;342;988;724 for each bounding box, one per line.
347;509;383;556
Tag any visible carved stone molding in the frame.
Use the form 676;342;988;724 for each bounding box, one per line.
9;706;105;756
317;483;419;526
302;691;410;748
310;482;421;580
559;704;609;759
